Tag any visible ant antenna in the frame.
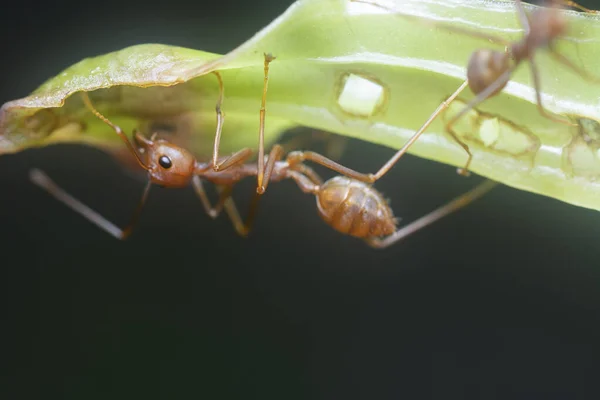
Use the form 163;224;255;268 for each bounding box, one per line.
80;92;150;171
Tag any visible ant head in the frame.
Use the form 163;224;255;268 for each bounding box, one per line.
134;131;195;188
466;49;510;96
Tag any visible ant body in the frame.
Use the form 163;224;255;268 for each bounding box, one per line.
30;124;495;247
30;52;497;247
350;0;600;175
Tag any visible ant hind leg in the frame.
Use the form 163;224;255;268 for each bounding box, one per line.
366;179;498;249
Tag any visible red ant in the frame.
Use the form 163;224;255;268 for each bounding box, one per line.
29;52;497;247
29;126;496;247
350;0;600;176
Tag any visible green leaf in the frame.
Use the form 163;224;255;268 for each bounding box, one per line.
0;44;296;160
2;0;600;212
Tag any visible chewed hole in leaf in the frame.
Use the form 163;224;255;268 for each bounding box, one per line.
443;99;540;158
563;116;600;180
336;72;387;117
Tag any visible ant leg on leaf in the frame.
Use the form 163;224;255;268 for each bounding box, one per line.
366;179;498;249
256;53;277;194
555;0;599;13
443;69;515;176
209;71;257;173
514;0;578;127
29;168;152;239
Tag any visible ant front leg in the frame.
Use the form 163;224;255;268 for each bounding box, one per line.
256;53;277;194
29;168;152;240
209;71;255;173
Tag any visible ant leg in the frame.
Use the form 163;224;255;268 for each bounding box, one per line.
208;71;255;172
366;179;498;249
444;68;515;176
445;129;473;177
212;148;254;172
556;0;599;13
514;0;531;35
528;54;578;126
29;168;151;240
290;163;323;185
287;170;320;195
256;53;277;194
548;50;600;84
371;80;470;179
285;81;471;183
286;150;377;183
210;71;225;170
191;177;234;218
226;143;287;235
222;194;262;237
260;144;284;194
191;177;257;237
81;92;149;171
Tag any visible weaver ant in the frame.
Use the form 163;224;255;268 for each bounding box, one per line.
29;129;496;247
351;0;600;175
29;57;496;247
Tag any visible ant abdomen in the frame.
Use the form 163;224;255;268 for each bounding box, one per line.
316;176;397;238
467;49;511;96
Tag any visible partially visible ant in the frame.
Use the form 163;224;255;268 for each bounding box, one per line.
350;0;600;176
29;57;497;247
29;88;276;239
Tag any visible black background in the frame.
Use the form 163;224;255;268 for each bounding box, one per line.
3;0;600;399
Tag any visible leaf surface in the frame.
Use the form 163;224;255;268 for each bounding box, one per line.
2;0;600;211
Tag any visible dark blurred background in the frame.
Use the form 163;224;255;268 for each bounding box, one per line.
2;0;600;398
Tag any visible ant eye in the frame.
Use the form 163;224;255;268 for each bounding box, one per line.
158;155;172;169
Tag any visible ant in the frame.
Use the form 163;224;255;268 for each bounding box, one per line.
350;0;600;176
29;59;497;247
29;116;496;247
